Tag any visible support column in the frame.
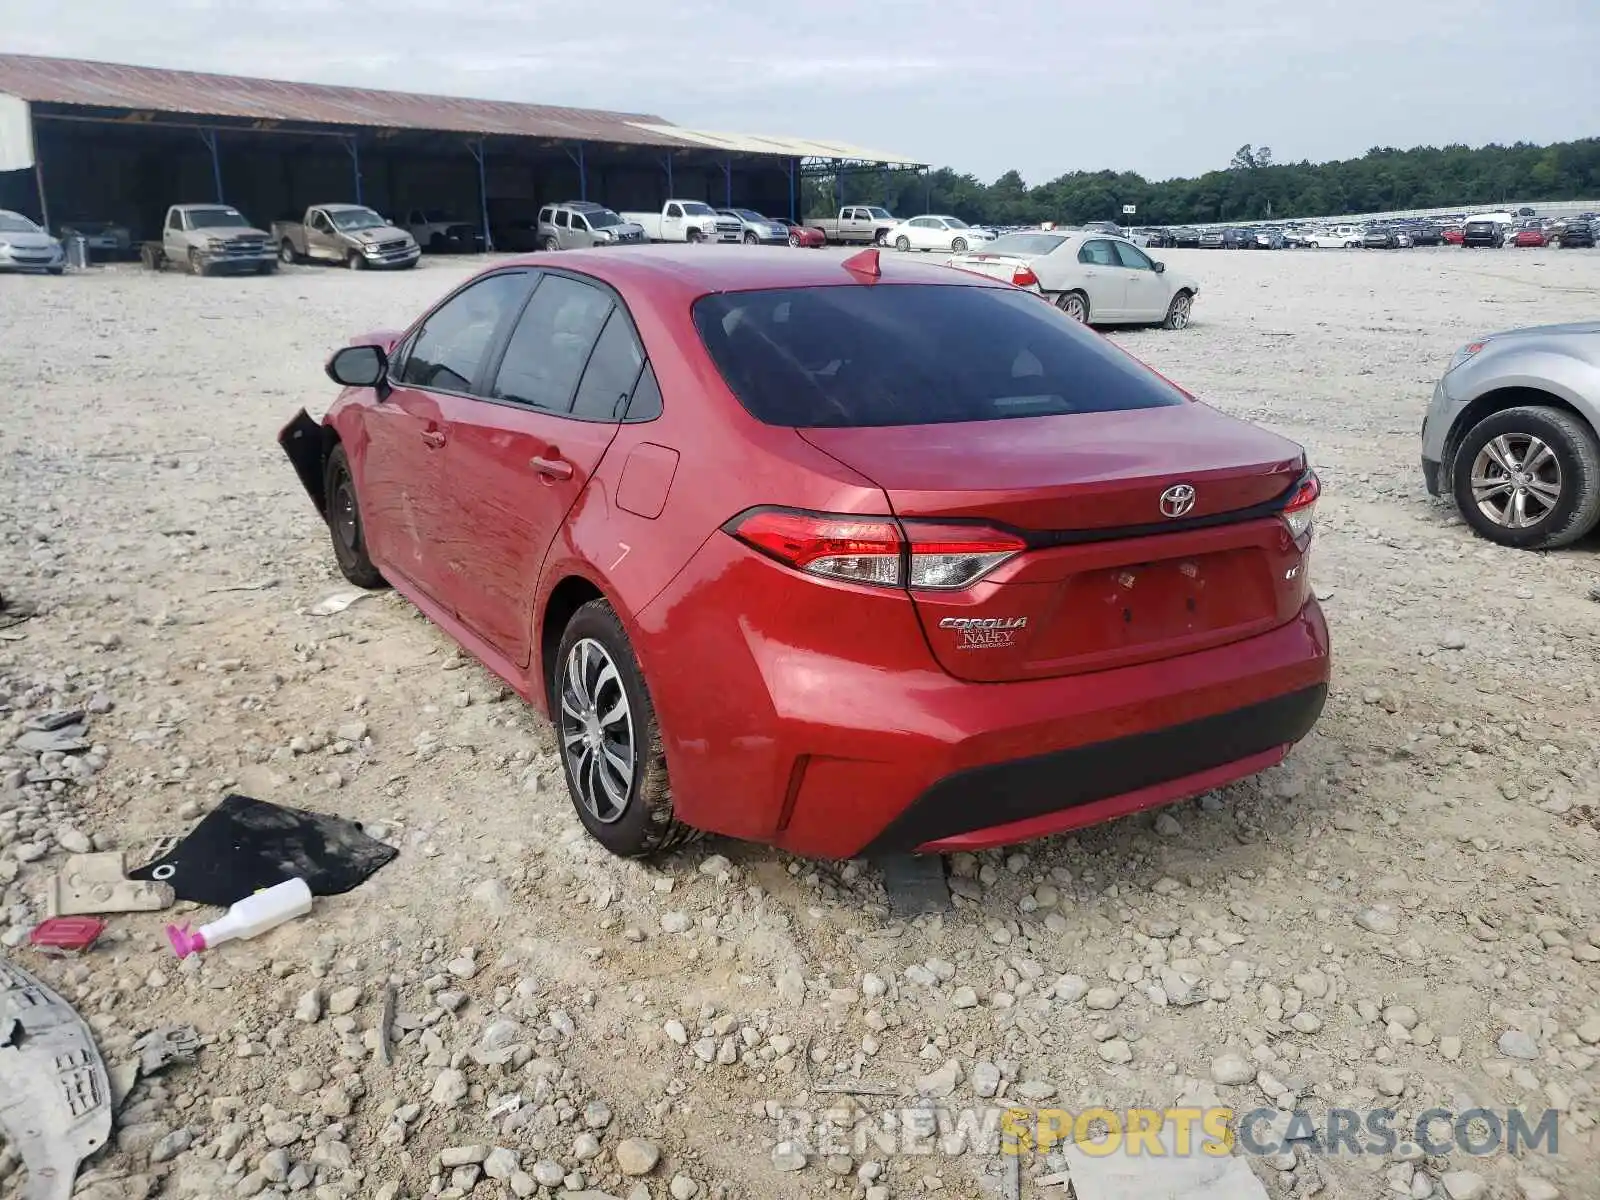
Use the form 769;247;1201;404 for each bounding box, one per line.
344;136;363;207
723;155;732;207
468;138;493;251
198;128;223;202
566;143;587;201
786;158;797;222
660;151;674;200
31;109;49;232
925;167;932;212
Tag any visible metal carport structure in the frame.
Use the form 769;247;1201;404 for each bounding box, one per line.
0;53;923;248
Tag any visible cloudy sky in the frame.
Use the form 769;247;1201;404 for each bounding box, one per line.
5;0;1597;183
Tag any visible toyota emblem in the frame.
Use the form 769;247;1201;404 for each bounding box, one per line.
1159;484;1196;518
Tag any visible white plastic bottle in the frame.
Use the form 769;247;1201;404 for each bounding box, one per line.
166;877;313;957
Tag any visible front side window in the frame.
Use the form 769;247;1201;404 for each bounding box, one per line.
692;283;1187;429
666;204;684;219
490;275;614;412
398;272;528;394
1112;241;1154;270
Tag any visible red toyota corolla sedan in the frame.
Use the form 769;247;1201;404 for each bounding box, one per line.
280;246;1329;860
774;218;827;248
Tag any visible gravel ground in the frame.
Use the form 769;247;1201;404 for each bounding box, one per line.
1;245;1598;1200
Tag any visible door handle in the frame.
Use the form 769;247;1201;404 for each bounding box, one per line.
529;455;573;480
420;429;446;448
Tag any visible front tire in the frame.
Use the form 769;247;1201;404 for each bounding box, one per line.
686;228;703;244
541;236;559;252
187;248;207;276
1163;290;1193;330
553;600;695;858
951;237;968;252
1055;290;1089;323
874;229;887;247
323;445;387;589
1451;406;1600;550
347;251;365;270
743;232;758;245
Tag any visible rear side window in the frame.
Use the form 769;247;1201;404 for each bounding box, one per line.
693;284;1187;429
490;274;613;411
571;310;645;420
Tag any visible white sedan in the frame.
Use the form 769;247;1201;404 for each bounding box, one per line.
889;215;995;253
947;230;1200;328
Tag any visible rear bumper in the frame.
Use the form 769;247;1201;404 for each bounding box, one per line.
638;535;1331;858
878;684;1325;854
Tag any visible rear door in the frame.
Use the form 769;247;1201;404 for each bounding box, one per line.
364;269;534;604
691;283;1310;684
440;271;636;666
1076;239;1127;319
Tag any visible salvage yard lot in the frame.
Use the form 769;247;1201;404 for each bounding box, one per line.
2;246;1598;1199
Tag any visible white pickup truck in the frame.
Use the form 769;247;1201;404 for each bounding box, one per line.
619;200;743;244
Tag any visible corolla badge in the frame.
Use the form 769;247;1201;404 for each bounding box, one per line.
1159;483;1197;518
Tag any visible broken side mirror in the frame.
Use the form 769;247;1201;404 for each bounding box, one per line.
326;344;388;389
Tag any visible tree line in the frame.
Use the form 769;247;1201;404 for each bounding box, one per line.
806;137;1600;227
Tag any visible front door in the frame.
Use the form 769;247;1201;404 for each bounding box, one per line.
662;203;685;241
1111;240;1170;321
442;271;643;666
306;210;339;261
365;270;532;605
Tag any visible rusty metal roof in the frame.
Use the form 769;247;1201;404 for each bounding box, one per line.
0;53;703;149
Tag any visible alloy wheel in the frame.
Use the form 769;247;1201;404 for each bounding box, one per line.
1470;433;1563;529
1166;293;1192;329
559;638;635;824
1057;292;1088;322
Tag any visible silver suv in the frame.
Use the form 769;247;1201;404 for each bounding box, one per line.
1421;321;1600;549
535;202;646;251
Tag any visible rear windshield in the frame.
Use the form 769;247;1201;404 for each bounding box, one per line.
692;284;1188;429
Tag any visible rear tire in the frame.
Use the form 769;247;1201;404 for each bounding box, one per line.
541;236;559;252
788;233;800;248
1055;290;1089;323
324;445;388;589
1450;405;1600;550
553;600;697;859
279;241;298;265
895;235;910;251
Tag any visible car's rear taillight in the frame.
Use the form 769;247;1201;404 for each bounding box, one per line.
1282;472;1320;540
726;509;1024;591
1011;265;1039;288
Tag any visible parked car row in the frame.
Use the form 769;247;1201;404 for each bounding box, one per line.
0;209;67;273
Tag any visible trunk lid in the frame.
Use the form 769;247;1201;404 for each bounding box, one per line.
799;405;1311;682
948;252;1035;284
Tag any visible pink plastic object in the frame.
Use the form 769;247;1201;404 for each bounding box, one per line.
30;916;107;952
166;923;207;958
